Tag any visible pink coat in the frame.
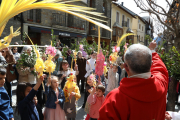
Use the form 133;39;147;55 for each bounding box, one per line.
87;94;105;119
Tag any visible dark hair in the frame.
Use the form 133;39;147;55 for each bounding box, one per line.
0;67;6;75
59;60;68;71
85;75;91;87
96;85;105;93
16;82;32;114
91;51;96;55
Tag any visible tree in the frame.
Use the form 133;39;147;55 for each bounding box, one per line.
134;0;180;51
134;0;180;111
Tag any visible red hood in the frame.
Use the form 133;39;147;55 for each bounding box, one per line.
119;73;168;102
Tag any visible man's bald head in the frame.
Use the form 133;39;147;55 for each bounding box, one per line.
124;44;152;74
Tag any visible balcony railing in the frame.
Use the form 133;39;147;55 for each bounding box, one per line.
122;21;127;27
52;13;86;30
52;13;66;26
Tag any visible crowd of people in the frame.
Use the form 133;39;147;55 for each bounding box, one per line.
0;40;173;120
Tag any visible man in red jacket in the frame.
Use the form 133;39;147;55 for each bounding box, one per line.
99;41;169;120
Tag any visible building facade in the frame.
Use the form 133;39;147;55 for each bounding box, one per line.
23;0;88;46
111;1;136;44
132;16;146;44
86;0;112;46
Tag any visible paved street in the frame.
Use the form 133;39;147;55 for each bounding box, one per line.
11;80;87;120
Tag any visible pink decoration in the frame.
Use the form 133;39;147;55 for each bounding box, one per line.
124;43;129;53
90;74;95;80
46;45;57;56
80;44;83;49
95;50;105;77
79;44;87;57
112;46;120;52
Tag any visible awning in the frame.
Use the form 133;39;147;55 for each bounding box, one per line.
126;28;134;33
113;22;123;29
28;26;87;38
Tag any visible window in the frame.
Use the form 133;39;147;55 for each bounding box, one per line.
116;12;119;23
139;24;141;29
36;9;41;23
127;18;130;27
122;15;125;22
142;26;143;31
27;10;33;21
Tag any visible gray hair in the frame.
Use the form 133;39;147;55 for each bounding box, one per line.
55;49;62;57
124;44;152;74
21;46;32;54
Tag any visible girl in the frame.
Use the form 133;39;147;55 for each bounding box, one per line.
87;85;105;120
58;60;78;89
16;76;44;120
84;74;95;120
63;74;81;120
83;51;96;108
44;76;66;120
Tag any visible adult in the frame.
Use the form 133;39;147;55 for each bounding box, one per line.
82;51;96;108
52;49;63;76
0;48;16;106
14;42;23;53
12;47;20;82
99;41;169;120
76;51;86;92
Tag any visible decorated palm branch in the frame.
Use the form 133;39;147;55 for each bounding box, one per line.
109;33;135;64
0;0;111;49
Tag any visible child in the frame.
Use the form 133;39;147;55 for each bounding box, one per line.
63;74;81;120
44;76;66;120
58;60;78;89
0;67;14;120
106;64;119;96
84;74;95;120
87;85;105;120
16;76;44;120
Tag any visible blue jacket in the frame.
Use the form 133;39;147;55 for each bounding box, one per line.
0;87;13;120
18;89;39;120
44;86;65;109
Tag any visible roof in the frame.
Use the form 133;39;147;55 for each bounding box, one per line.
112;1;136;18
138;16;146;24
113;22;123;29
126;28;134;33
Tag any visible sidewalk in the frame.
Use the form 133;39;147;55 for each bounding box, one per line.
11;80;87;120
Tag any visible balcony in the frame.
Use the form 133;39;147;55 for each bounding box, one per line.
122;21;127;27
52;13;66;27
52;13;86;31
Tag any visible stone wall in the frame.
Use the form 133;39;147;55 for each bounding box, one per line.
1;18;22;44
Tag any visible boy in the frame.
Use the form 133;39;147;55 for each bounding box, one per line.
87;85;105;120
0;66;14;120
106;64;119;96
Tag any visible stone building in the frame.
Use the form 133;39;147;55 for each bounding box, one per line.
22;0;88;46
86;0;112;46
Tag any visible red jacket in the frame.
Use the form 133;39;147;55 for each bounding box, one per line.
99;52;169;120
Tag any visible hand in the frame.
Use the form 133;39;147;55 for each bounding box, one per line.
69;92;76;100
39;76;44;83
47;77;51;85
165;112;172;120
33;96;38;106
91;87;96;95
87;61;89;65
10;118;14;120
74;64;78;71
149;40;156;50
43;74;47;79
62;74;66;78
55;99;59;104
